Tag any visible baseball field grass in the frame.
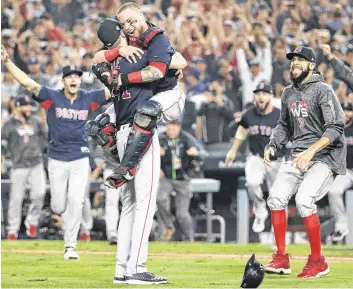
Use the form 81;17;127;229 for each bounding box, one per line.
2;241;353;288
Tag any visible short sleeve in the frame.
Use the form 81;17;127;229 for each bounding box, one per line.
84;89;107;111
33;86;58;110
147;34;173;65
238;111;249;129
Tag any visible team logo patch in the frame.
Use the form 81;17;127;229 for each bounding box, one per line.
294;46;303;53
289;100;309;128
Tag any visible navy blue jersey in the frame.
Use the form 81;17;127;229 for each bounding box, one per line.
239;106;285;158
128;29;177;92
113;56;154;125
35;87;106;161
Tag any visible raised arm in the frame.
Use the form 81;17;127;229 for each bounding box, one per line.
1;45;41;97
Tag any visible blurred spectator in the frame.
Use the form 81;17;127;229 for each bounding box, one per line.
195;79;234;144
157;121;201;241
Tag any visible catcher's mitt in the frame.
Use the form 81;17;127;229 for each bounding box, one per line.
91;62;112;90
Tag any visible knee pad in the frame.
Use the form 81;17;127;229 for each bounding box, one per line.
134;100;163;131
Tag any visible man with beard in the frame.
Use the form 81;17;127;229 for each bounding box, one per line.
1;96;47;240
328;103;353;242
225;81;285;233
1;45;111;259
263;46;346;278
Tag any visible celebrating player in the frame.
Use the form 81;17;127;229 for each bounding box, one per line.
263;46;346;278
2;96;47;240
91;5;187;189
225;81;285;233
328;103;353;242
1;45;111;259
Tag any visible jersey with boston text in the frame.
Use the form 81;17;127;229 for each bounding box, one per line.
239;106;285;158
34;87;106;161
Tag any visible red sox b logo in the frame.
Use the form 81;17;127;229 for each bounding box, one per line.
289;100;309;128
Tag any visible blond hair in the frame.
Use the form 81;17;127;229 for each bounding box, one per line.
117;2;141;15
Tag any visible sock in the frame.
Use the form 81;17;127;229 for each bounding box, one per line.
303;213;321;259
271;210;287;254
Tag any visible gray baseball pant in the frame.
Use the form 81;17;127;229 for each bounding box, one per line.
268;161;335;217
48;157;90;248
104;167;121;241
245;155;283;218
7;163;46;233
156;178;194;241
328;168;353;232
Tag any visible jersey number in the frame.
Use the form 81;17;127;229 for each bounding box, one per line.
121;90;131;99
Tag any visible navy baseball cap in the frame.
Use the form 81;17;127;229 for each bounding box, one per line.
253;81;273;94
62;65;83;78
286;46;316;63
14;96;31;107
97;17;121;48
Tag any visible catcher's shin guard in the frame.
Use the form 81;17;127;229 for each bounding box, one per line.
105;100;162;188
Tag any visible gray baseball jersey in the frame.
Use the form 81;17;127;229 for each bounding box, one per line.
268;73;346;175
1;116;46;169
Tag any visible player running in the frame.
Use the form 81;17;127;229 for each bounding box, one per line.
328;103;353;241
225;81;285;233
1;45;111;259
263;46;346;278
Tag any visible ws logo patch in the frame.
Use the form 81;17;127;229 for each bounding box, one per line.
289;101;309;117
289;100;309;128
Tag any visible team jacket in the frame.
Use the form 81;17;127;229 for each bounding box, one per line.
267;73;346;175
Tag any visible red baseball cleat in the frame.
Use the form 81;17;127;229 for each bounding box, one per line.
79;232;91;241
297;255;329;278
265;252;291;274
7;233;17;240
26;223;38;238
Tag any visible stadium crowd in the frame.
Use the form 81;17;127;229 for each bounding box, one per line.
1;0;353;242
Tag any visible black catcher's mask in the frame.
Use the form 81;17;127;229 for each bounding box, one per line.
240;254;265;288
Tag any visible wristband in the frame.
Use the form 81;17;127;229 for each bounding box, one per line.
104;48;120;62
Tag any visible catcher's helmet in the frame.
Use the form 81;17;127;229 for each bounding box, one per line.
97;17;121;49
240;254;265;288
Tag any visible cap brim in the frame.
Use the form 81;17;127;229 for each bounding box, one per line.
63;71;83;78
253;89;272;94
286;52;313;62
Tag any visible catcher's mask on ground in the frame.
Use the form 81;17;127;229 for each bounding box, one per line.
240;253;265;288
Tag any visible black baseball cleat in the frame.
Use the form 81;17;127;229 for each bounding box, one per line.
112;275;126;284
125;272;168;285
331;229;349;242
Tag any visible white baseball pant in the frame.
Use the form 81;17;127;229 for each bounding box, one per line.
7;163;46;234
328;168;353;232
245;155;283;219
268;161;335;217
105;84;186;125
80;175;93;233
48;157;90;248
114;124;160;276
104;167;121;241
